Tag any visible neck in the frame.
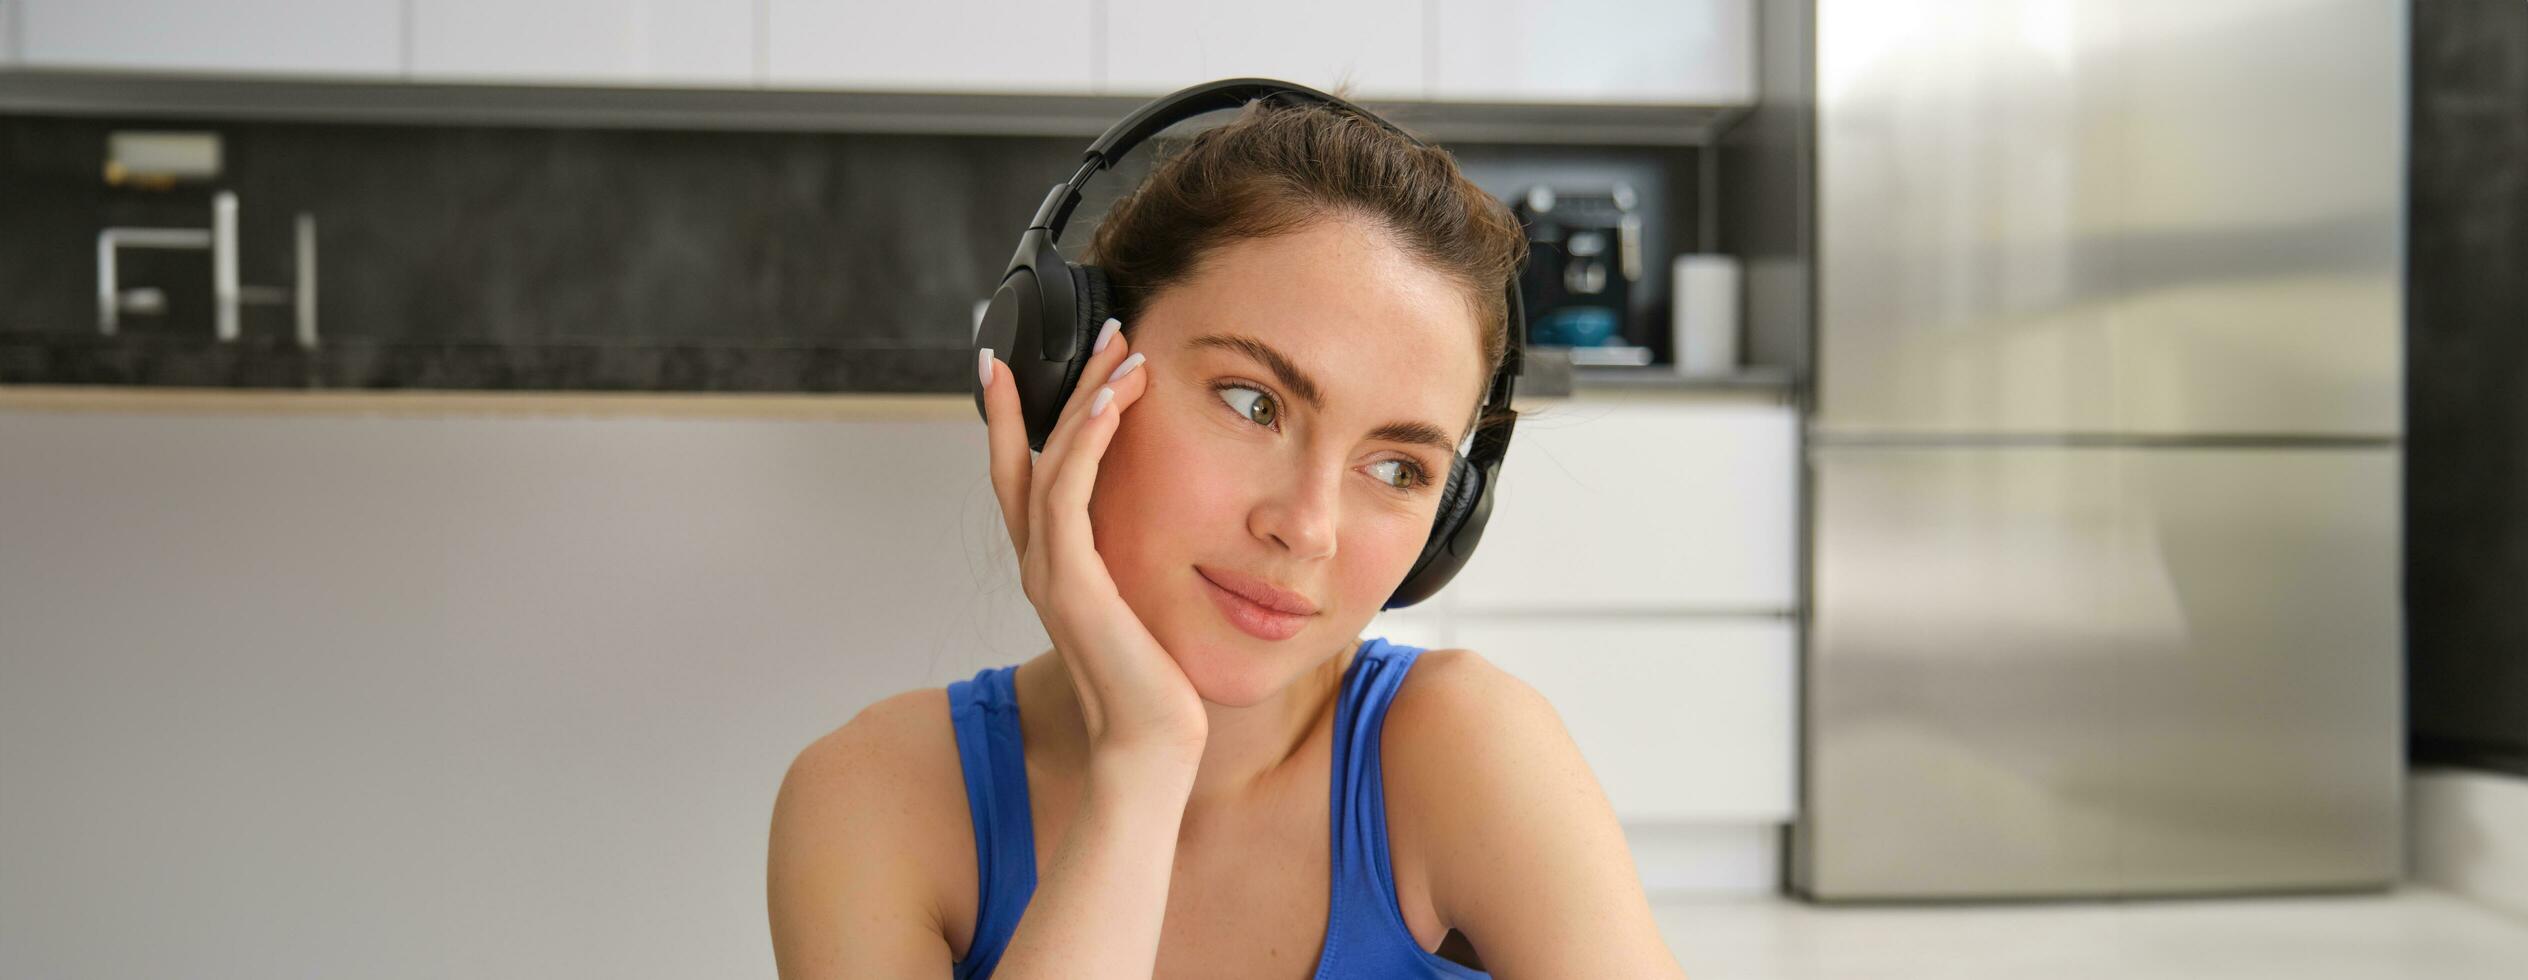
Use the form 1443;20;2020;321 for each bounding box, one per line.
1020;637;1360;815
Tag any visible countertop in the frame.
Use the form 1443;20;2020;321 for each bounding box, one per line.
0;333;1793;419
0;375;1786;420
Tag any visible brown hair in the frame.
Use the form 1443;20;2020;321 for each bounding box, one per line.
1082;94;1528;444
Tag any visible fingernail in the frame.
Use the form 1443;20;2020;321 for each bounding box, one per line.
1106;351;1145;383
1089;386;1115;418
978;347;994;387
1092;317;1121;355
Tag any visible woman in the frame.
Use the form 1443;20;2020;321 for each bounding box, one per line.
767;97;1687;978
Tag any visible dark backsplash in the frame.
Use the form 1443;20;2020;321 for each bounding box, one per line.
1;116;1111;390
0;113;1699;391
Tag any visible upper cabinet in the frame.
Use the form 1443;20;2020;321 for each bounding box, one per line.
411;0;754;86
15;0;402;77
766;0;1095;95
1102;0;1425;101
8;0;1755;108
1433;0;1753;104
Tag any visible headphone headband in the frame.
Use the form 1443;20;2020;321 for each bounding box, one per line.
1028;78;1425;235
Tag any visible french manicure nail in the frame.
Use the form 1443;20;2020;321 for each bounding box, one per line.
1092;317;1121;355
1106;351;1145;383
1089;386;1115;418
978;347;994;387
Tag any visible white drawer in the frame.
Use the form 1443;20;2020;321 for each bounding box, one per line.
1451;398;1797;612
1454;617;1796;824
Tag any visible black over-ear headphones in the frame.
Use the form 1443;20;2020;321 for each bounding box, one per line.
970;77;1525;611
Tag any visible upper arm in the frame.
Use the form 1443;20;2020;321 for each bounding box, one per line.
1385;649;1688;979
766;690;961;979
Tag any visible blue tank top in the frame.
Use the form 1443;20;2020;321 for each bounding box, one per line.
944;635;1489;979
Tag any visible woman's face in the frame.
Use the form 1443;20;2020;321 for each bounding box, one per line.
1088;214;1492;708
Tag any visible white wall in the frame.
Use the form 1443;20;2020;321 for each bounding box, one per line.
0;404;1054;978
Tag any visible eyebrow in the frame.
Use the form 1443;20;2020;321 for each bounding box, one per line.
1185;332;1460;457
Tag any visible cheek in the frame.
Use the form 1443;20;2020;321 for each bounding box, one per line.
1346;507;1437;605
1085;411;1246;574
1086;405;1444;612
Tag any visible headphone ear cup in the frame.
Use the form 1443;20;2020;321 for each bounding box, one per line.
1429;455;1484;552
1037;262;1114;417
1072;262;1114;352
1387;455;1486;610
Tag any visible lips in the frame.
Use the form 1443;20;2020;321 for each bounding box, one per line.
1194;565;1319;615
1195;566;1318;643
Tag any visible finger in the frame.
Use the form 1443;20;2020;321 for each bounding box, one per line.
1044;355;1152;560
1030;318;1134;541
977;347;1032;554
1036;318;1137;482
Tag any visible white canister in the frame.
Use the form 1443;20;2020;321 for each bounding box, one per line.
1671;253;1742;376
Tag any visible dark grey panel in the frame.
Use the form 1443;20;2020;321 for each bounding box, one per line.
2408;0;2528;776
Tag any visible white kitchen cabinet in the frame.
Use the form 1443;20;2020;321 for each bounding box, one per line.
411;0;754;85
1433;0;1754;104
1101;0;1425;101
1366;602;1453;651
1448;396;1796;612
1455;617;1796;823
767;0;1094;95
16;0;402;77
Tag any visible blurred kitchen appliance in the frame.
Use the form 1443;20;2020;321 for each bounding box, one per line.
1776;0;2406;900
1512;183;1649;366
97;187;319;348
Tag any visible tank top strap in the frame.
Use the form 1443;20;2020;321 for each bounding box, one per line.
1320;637;1492;978
946;664;1037;980
1326;635;1419;933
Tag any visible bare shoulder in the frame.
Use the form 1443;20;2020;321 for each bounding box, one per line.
1377;649;1562;923
1384;647;1564;766
1380;647;1687;976
767;686;975;977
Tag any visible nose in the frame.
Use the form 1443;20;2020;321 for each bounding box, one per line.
1250;453;1340;561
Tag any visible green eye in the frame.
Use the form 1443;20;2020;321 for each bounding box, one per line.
1369;459;1423;490
1216;383;1278;428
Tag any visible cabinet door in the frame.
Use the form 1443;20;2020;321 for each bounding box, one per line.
1366;605;1454;652
411;0;753;85
1102;0;1424;101
1447;398;1796;612
17;0;401;76
767;0;1093;95
1431;0;1752;104
1454;617;1796;823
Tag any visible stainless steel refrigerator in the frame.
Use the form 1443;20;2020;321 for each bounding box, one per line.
1783;0;2407;899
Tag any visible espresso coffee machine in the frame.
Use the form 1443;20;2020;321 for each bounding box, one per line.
1511;183;1646;366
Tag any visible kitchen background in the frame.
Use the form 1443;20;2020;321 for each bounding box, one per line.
1;1;2523;978
0;117;1706;388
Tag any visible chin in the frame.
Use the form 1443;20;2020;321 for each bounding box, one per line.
1162;628;1306;708
1156;588;1334;709
1121;563;1372;708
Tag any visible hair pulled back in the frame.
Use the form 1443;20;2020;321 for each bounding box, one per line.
1083;95;1528;442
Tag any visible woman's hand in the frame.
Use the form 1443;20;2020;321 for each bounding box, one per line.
978;318;1208;772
